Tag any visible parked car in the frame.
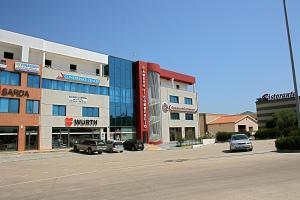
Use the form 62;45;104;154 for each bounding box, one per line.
73;139;107;155
229;134;253;152
105;140;124;153
123;139;144;151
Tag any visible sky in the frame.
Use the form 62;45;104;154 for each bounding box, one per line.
1;0;300;114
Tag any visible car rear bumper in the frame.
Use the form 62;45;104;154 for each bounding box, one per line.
231;144;252;150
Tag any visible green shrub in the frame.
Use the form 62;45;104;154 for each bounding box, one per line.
275;136;300;150
176;137;184;147
288;128;300;137
216;132;250;142
254;128;281;139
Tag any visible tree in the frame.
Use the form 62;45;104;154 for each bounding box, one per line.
272;110;297;136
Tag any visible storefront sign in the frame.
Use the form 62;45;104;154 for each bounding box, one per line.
15;62;40;74
0;59;6;69
0;87;29;98
69;96;87;104
162;103;198;113
257;92;295;102
57;73;100;85
142;66;147;129
65;117;98;127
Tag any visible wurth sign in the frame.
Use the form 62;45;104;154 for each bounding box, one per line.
65;118;98;127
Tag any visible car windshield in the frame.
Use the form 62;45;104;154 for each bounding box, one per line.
114;142;123;145
95;140;105;145
231;135;248;140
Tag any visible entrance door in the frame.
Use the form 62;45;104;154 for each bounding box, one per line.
25;127;39;150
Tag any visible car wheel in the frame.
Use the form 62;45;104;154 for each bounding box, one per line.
73;145;78;152
131;146;136;151
110;148;113;153
120;151;123;153
88;148;93;155
98;151;102;155
249;148;253;151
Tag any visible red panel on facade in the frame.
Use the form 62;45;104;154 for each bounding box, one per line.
160;69;196;85
134;61;149;143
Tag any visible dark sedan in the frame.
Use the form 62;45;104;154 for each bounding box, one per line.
123;139;144;151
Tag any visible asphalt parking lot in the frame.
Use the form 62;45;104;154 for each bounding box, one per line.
0;140;299;200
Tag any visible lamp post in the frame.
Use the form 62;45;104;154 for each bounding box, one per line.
282;0;300;128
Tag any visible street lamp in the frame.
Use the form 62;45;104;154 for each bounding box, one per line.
282;0;300;128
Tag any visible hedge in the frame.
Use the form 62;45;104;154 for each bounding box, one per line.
216;132;250;142
254;128;281;140
275;136;300;151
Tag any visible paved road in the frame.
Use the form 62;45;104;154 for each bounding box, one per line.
0;140;299;200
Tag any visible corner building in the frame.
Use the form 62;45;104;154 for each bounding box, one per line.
0;29;199;151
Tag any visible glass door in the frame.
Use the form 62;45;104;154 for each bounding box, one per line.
25;127;38;150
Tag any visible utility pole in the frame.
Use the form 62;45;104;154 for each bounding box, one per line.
283;0;300;128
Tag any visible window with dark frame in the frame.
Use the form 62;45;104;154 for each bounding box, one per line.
170;112;180;120
4;52;14;59
45;59;52;67
176;85;180;89
96;69;100;76
70;64;77;72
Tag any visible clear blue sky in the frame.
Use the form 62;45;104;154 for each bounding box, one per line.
1;0;300;114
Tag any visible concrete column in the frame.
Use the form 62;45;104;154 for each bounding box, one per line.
171;78;175;89
107;127;110;140
182;127;185;140
42;51;46;67
21;46;29;62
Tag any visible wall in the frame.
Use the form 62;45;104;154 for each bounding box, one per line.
160;83;199;143
40;67;109;149
235;117;258;132
207;123;235;136
0;59;42;151
0;42;22;61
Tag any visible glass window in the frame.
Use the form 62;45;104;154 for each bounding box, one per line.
26;100;39;114
53;105;66;116
0;98;9;112
184;97;193;105
185;113;194;120
170;112;180;120
27;75;40;88
170;95;179;103
82;107;99;117
0;71;20;86
0;98;19;113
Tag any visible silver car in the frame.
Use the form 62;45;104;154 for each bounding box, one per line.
229;134;253;152
105;140;124;153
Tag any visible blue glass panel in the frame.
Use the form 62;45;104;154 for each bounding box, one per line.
0;98;9;112
52;80;58;90
0;71;10;85
52;105;58;116
59;106;66;116
26;100;33;113
9;99;19;113
64;81;70;91
58;81;64;90
33;101;39;114
70;82;76;92
10;73;20;86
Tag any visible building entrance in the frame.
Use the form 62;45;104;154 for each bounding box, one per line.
25;127;39;150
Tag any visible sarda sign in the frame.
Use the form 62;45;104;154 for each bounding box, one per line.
162;103;198;113
257;92;295;102
0;87;29;98
65;117;98;127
